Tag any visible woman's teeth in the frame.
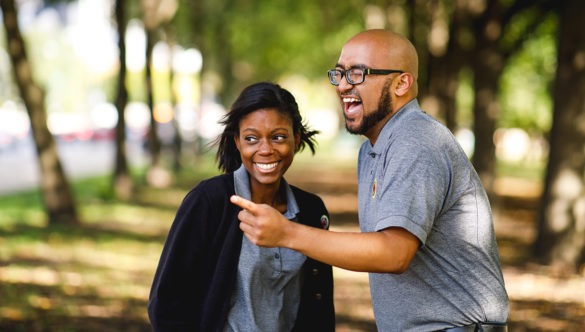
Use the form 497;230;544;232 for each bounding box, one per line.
256;162;278;170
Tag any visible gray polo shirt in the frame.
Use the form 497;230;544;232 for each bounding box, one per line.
224;165;306;332
357;99;509;331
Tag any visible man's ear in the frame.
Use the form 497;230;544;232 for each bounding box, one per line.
394;73;414;97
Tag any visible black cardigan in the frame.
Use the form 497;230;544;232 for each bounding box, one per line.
148;173;335;331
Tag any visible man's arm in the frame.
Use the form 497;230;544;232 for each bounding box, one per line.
231;195;419;273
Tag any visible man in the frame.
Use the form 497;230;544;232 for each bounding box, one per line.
231;29;509;331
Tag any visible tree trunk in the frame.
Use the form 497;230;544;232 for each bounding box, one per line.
468;0;556;198
113;0;133;200
423;0;466;131
0;0;78;224
534;0;585;273
469;1;507;199
145;27;162;169
470;47;503;198
163;25;183;172
142;0;175;187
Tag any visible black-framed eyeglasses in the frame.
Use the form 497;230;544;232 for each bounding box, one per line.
327;67;404;86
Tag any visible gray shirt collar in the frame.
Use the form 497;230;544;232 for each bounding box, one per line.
369;98;420;156
233;164;299;219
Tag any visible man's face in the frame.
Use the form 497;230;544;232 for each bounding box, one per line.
334;38;397;137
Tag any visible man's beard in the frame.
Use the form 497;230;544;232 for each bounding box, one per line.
345;80;393;135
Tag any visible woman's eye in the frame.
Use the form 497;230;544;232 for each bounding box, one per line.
273;134;287;141
244;136;258;142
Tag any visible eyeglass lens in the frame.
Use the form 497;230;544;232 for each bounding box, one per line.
329;68;364;85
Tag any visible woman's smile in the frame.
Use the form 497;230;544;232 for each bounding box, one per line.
255;161;280;172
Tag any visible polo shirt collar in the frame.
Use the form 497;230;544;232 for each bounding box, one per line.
233;164;299;219
369;98;420;156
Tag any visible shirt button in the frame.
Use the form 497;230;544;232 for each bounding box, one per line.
274;253;280;259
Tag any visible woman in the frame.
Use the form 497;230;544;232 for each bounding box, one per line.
148;82;335;331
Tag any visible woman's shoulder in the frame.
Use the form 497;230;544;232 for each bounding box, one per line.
290;185;326;209
290;184;320;200
290;184;329;229
196;172;232;187
185;173;234;200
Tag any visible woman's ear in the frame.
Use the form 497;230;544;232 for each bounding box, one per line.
394;73;414;97
233;134;241;151
294;132;301;152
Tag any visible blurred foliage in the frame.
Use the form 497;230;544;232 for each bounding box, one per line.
500;12;557;133
0;0;560;137
497;158;546;181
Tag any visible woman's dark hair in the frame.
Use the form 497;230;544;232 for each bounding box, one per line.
215;81;319;173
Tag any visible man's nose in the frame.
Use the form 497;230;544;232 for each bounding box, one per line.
337;74;353;92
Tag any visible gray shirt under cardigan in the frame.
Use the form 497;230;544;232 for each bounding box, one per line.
224;165;305;331
357;99;509;331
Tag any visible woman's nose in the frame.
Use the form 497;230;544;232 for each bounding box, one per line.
258;140;274;154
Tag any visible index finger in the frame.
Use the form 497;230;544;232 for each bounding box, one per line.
230;195;257;211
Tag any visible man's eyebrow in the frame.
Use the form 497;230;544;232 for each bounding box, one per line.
335;63;367;69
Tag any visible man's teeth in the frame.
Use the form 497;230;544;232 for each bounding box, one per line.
256;162;278;170
343;97;361;103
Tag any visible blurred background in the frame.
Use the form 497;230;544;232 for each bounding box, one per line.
0;0;584;331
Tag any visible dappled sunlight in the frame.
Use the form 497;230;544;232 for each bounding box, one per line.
0;233;157;328
80;203;177;236
1;166;585;330
0;239;158;299
1;266;60;286
552;169;582;199
0;199;164;329
504;267;585;303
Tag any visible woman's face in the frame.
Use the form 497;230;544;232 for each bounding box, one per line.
235;108;299;189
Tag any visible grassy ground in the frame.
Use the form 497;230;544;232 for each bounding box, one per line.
1;151;584;331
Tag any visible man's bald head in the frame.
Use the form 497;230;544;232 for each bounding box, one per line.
345;29;419;80
338;29;419;106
